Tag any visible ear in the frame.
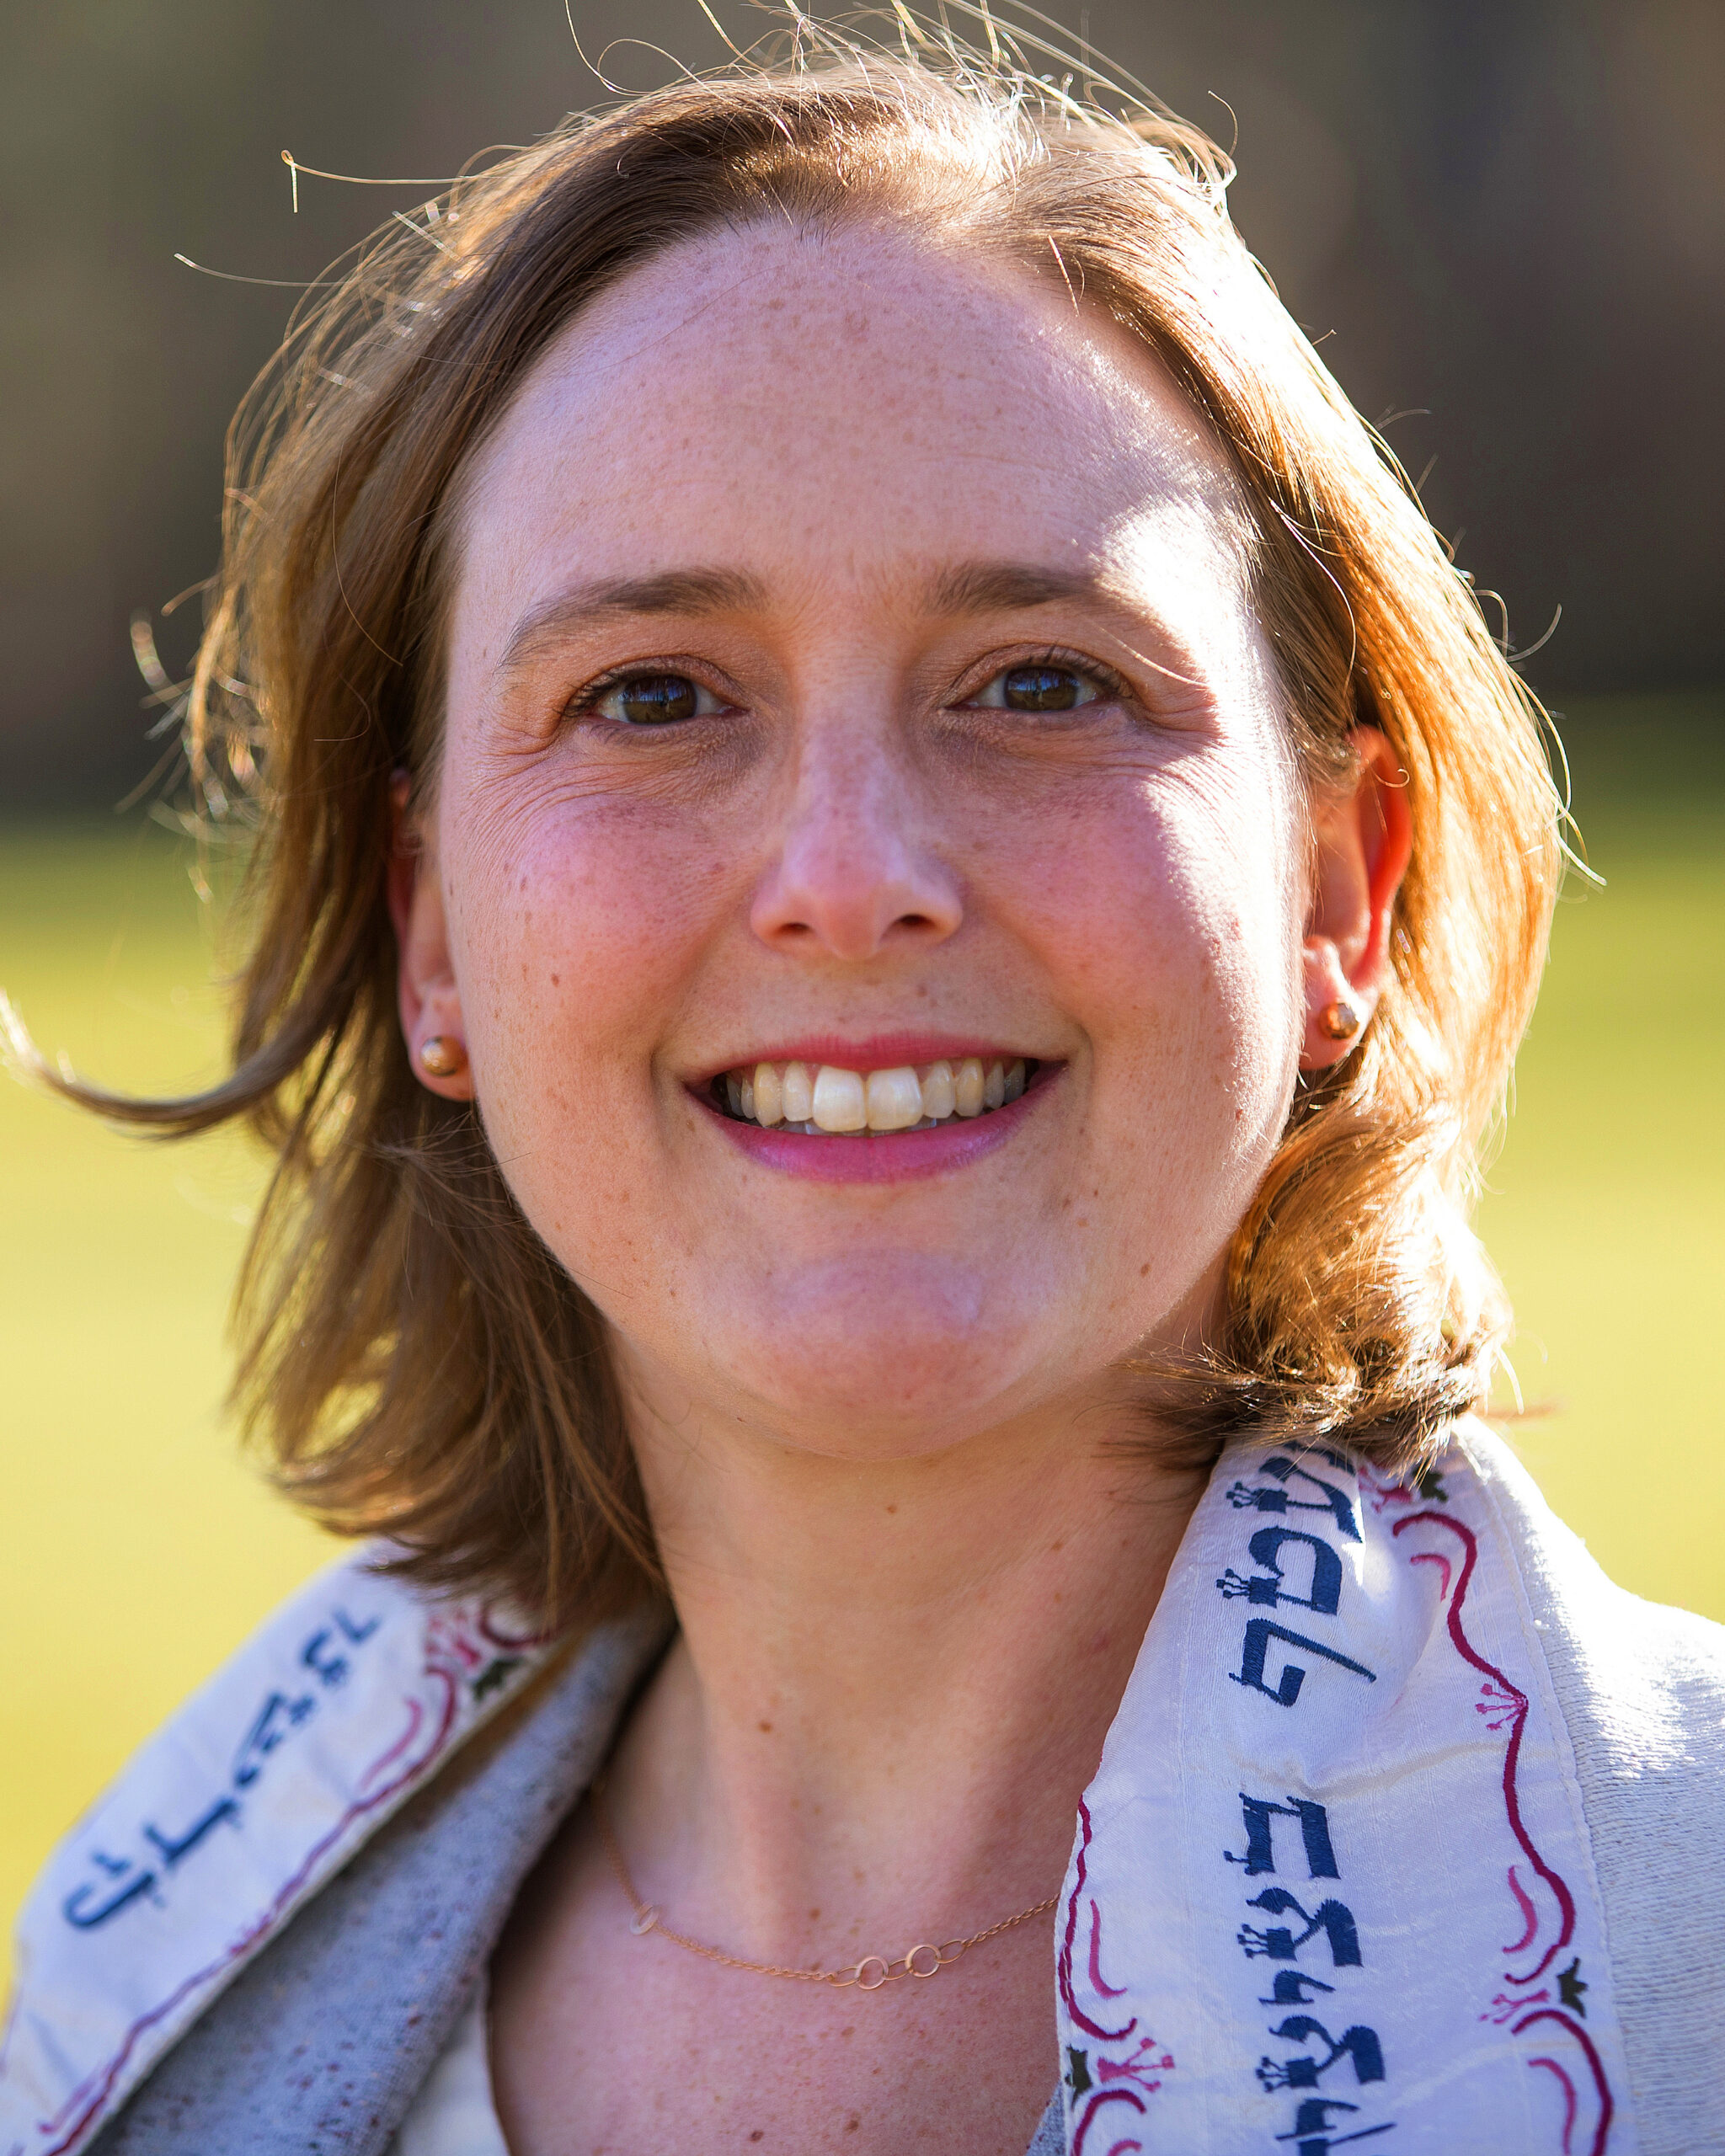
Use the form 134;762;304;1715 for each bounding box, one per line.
387;773;475;1101
1299;727;1414;1071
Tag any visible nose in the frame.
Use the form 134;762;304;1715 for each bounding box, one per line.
749;722;964;962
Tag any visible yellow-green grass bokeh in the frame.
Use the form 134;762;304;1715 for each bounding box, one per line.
3;696;1722;1955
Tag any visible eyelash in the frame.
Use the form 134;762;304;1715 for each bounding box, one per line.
562;646;1132;728
563;663;734;728
958;647;1131;712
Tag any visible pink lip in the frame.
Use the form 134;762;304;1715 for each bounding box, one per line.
699;1035;1036;1083
697;1066;1057;1184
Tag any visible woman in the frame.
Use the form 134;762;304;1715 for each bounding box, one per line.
3;32;1720;2156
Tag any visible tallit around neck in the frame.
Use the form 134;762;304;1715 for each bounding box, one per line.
1054;1422;1632;2155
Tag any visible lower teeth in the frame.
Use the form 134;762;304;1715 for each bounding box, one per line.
772;1117;951;1135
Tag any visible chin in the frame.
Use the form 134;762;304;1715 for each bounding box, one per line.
718;1253;1042;1456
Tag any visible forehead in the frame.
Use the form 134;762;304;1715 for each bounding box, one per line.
453;221;1252;635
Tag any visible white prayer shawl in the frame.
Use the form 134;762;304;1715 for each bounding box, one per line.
0;1580;563;2156
1055;1430;1632;2156
0;1422;1710;2154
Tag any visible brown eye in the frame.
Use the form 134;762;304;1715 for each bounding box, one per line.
590;672;717;725
1006;666;1081;711
970;664;1104;713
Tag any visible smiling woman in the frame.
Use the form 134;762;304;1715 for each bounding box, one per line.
3;20;1721;2156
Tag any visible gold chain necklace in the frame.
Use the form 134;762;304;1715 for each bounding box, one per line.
590;1779;1060;1992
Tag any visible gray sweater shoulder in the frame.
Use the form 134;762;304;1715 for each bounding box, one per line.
1539;1574;1725;2153
1475;1432;1725;2156
88;1607;670;2156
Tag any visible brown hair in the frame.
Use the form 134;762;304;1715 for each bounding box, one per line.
8;21;1563;1623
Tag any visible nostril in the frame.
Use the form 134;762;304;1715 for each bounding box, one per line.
749;865;963;960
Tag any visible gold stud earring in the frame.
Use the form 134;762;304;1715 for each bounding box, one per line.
1316;997;1363;1043
418;1034;467;1079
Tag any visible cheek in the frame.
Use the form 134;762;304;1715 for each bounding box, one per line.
1004;756;1304;1143
1172;776;1305;1086
440;784;725;1171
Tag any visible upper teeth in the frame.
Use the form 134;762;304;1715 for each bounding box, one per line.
723;1058;1028;1132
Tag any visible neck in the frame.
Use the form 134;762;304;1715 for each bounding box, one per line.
604;1366;1207;1965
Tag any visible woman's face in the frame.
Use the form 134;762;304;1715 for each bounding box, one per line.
410;224;1314;1459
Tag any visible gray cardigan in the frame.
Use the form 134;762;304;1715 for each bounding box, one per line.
88;1559;1725;2156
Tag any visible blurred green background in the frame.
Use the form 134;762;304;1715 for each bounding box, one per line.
3;693;1721;1950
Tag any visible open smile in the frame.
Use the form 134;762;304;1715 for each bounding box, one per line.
711;1054;1038;1132
693;1042;1059;1183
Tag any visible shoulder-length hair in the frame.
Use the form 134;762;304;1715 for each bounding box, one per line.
16;26;1562;1624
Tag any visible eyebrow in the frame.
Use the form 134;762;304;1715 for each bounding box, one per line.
925;561;1118;616
496;569;768;675
494;558;1131;677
